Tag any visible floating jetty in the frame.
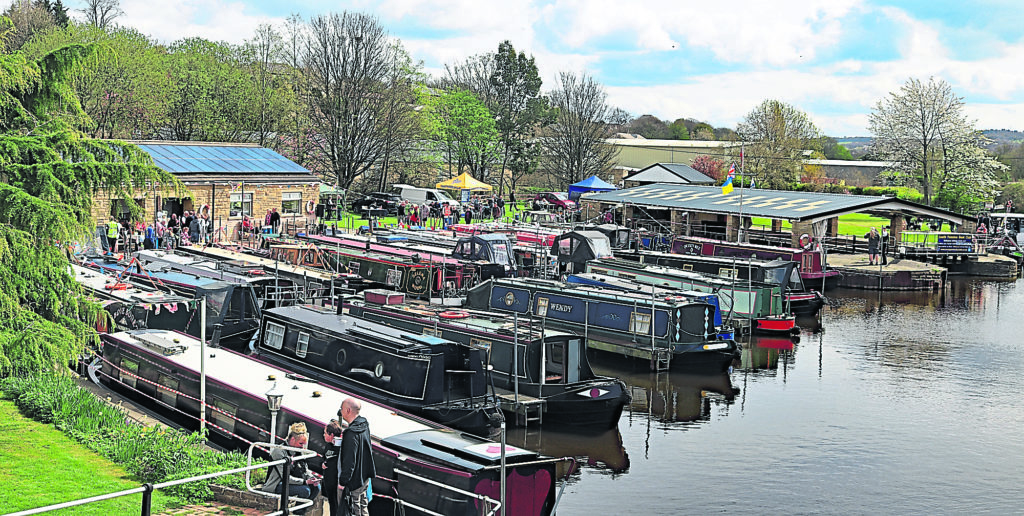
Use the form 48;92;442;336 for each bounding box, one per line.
827;253;1018;290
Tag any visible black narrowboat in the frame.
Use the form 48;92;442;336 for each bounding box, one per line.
344;292;630;430
97;329;562;515
256;304;502;436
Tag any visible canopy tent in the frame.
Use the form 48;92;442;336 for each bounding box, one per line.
569;175;617;200
436;173;493;192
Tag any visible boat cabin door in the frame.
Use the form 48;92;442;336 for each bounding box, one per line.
545;338;582;384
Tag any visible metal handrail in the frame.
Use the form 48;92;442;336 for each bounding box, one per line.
3;444;317;516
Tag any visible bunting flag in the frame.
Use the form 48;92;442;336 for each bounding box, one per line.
722;163;736;195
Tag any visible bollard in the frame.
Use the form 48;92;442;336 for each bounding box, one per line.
140;483;154;516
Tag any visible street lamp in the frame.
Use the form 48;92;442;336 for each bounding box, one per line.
265;382;284;444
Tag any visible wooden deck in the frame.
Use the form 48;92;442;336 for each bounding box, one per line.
827;254;947;290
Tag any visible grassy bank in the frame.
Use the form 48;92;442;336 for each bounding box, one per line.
0;398;175;515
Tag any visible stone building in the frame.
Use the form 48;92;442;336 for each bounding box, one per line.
90;141;320;239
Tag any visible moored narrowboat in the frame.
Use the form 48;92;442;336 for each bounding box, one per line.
670;235;840;289
464;277;739;372
97;329;562;515
585;258;799;335
344;292;630;430
257;303;502;436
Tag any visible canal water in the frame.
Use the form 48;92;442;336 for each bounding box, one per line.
510;278;1024;514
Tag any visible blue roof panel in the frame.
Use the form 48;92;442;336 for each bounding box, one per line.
136;143;311;175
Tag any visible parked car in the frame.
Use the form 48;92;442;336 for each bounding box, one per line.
392;184;463;210
350;192;401;215
533;192;576;210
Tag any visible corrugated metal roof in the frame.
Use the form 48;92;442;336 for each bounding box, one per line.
582;182;972;224
627;163;714;184
135;143;310;175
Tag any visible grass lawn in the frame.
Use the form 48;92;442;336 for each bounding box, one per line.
752;212;954;236
0;399;176;515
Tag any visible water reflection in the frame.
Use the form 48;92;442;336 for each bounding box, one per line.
505;427;630;481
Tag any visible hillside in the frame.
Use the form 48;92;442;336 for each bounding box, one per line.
836;130;1024;157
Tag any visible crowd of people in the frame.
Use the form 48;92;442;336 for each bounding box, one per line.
261;397;376;516
390;194;510;229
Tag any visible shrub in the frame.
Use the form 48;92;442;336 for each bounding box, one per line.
0;374;256;504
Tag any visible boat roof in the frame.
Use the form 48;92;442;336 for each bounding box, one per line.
107;329;431;440
302;234;462;265
85;259;229;289
264;304;455;350
72;264;189;304
350;299;573;341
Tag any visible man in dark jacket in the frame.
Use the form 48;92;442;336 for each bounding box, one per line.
337;398;375;516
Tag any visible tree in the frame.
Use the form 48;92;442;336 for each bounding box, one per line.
690;122;714;140
995;142;1024;181
373;43;425;192
302;11;409;189
626;114;672;139
997;182;1024;211
735;99;822;189
3;0;56;50
0;45;180;376
669;118;690;140
819;136;854;160
81;0;122;29
542;72;618;185
22;24;170;139
869;77;1003;206
164;37;255;142
242;24;296;148
489;40;548;193
419;88;499;179
691;155;724;182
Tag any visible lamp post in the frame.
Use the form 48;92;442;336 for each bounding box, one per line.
266;383;284;444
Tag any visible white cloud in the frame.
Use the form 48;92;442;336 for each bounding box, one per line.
118;0;284;44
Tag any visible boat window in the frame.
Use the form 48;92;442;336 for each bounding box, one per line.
491;243;510;265
119;358;139;389
630;312;653;334
156;373;179;406
589;237;613;258
719;268;737;279
536;297;550;317
544;341;564;383
264;322;286;350
557;238;571;256
296;332;310;358
210;399;236;433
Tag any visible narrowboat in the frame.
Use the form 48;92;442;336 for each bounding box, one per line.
550;230;615;277
614;248;825;315
464;277;739;372
97;329;562;515
268;234;483;298
585;258;799;335
72;263;194;333
343;291;630;430
80;257;265;347
299;232;514;281
177;244;363;295
370;228;557;279
256;303;502;436
670;235;840;289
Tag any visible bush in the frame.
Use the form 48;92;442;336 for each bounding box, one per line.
0;373;255;504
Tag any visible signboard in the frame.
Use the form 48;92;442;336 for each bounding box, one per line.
936;234;975;253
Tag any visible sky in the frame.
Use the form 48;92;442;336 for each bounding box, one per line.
98;0;1024;137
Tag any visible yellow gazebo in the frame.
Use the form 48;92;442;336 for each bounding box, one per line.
436;172;493;193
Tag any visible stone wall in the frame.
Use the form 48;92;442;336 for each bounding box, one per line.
90;182;320;239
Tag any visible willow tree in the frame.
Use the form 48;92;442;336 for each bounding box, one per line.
0;41;180;376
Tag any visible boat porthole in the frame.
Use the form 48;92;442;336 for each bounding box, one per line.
374;362;384;378
336;349;347;367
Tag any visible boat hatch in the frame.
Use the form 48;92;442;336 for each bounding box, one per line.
132;330;187;356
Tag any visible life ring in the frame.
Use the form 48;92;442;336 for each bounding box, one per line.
439;310;470;319
198;204;210;217
306;200;315;214
799;233;811;248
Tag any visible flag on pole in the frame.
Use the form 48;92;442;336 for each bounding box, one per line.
722;163;736;194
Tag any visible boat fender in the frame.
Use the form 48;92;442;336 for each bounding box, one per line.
306;200;316;214
439;310;470;319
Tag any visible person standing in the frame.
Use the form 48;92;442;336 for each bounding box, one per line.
337;398;375;516
865;227;880;266
881;226;890;265
270;207;281;234
320;420;345;516
262;422;321;515
105;216;120;253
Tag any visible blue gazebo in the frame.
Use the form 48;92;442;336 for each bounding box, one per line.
569;175;617;201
